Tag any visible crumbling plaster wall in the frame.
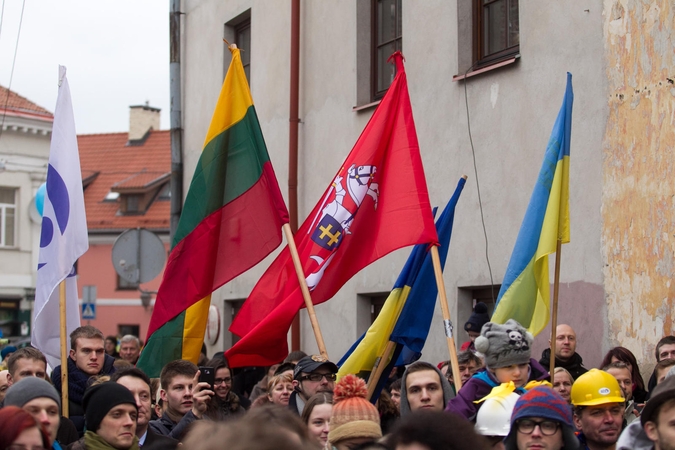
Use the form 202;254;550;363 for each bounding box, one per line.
603;0;675;372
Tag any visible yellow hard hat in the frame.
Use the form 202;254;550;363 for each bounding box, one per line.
571;369;625;406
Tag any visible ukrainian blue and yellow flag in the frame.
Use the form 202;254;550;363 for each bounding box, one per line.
491;73;573;336
338;177;466;386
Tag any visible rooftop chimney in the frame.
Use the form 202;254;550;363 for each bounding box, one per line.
128;102;160;142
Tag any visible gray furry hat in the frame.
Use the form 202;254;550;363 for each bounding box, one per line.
475;319;533;369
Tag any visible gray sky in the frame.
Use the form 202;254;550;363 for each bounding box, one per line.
0;0;170;134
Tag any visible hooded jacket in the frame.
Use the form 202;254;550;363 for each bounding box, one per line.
539;348;588;380
399;364;455;416
445;358;549;421
616;420;654;450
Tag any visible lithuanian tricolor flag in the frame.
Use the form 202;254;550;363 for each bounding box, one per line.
137;46;289;376
491;73;573;336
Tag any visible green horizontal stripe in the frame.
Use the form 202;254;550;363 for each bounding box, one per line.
174;106;271;247
137;312;185;377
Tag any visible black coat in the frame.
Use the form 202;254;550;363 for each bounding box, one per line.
539;348;588;380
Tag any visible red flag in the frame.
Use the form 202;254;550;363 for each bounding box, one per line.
225;53;437;367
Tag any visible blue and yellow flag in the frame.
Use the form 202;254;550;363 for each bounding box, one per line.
338;177;466;386
491;73;573;336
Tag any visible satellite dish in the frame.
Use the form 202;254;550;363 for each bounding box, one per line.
112;228;166;284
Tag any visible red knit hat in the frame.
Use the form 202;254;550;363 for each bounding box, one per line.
328;374;382;444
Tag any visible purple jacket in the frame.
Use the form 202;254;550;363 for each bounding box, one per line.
445;358;549;421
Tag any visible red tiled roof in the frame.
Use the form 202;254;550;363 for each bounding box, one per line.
0;85;53;119
112;171;170;191
78;130;171;231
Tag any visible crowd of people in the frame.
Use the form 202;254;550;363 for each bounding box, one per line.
1;304;675;450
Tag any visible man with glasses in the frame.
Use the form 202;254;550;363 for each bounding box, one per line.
504;386;580;450
289;354;338;415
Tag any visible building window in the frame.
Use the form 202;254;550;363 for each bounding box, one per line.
126;194;140;213
224;10;252;81
475;0;519;66
236;19;251;81
457;285;500;342
226;299;245;348
0;187;16;247
117;274;139;290
372;0;402;99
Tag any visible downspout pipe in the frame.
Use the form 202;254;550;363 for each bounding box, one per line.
289;0;301;351
169;0;183;244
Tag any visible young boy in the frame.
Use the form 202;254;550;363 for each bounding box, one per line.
445;319;549;421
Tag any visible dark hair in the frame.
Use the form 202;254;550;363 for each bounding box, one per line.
105;335;117;344
7;347;47;377
390;378;402;392
284;350;307;364
600;347;645;391
656;336;675;361
70;325;104;350
404;361;440;384
111;367;152;388
602;361;632;375
159;359;198;390
0;406;51;449
457;351;483;367
206;357;229;373
301;392;333;425
389;411;491;450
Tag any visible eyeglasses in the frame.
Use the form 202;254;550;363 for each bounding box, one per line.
300;373;337;382
516;419;560;436
214;377;232;385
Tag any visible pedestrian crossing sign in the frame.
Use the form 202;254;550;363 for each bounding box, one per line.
82;303;96;319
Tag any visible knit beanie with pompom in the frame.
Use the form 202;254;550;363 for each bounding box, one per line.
327;374;382;445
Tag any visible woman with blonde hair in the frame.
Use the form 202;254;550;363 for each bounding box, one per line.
267;372;294;406
552;367;573;403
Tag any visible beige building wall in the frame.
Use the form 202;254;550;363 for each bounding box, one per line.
602;0;675;375
179;1;671;374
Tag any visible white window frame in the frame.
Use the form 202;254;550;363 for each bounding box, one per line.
0;188;17;247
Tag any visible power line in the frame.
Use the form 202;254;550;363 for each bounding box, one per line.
0;0;27;142
462;63;496;305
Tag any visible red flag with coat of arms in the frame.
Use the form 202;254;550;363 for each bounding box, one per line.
225;52;438;367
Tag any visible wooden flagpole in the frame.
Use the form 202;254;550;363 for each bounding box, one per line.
282;223;328;359
59;279;69;417
431;245;462;391
366;340;396;400
549;240;563;378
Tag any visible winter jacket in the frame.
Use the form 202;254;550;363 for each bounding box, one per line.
51;354;116;436
148;410;198;441
445;358;549;421
616;420;654;450
539;348;588;380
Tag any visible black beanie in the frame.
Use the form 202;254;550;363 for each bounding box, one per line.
83;382;137;432
464;302;490;333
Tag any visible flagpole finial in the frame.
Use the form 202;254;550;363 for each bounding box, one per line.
58;66;67;88
387;51;405;73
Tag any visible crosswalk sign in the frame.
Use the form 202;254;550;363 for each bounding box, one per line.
82;303;96;319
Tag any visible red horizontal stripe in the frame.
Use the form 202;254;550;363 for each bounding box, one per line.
146;163;287;337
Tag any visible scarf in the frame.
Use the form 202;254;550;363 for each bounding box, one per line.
84;431;139;450
51;354;116;405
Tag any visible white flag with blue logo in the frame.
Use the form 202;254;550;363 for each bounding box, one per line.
32;66;88;368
